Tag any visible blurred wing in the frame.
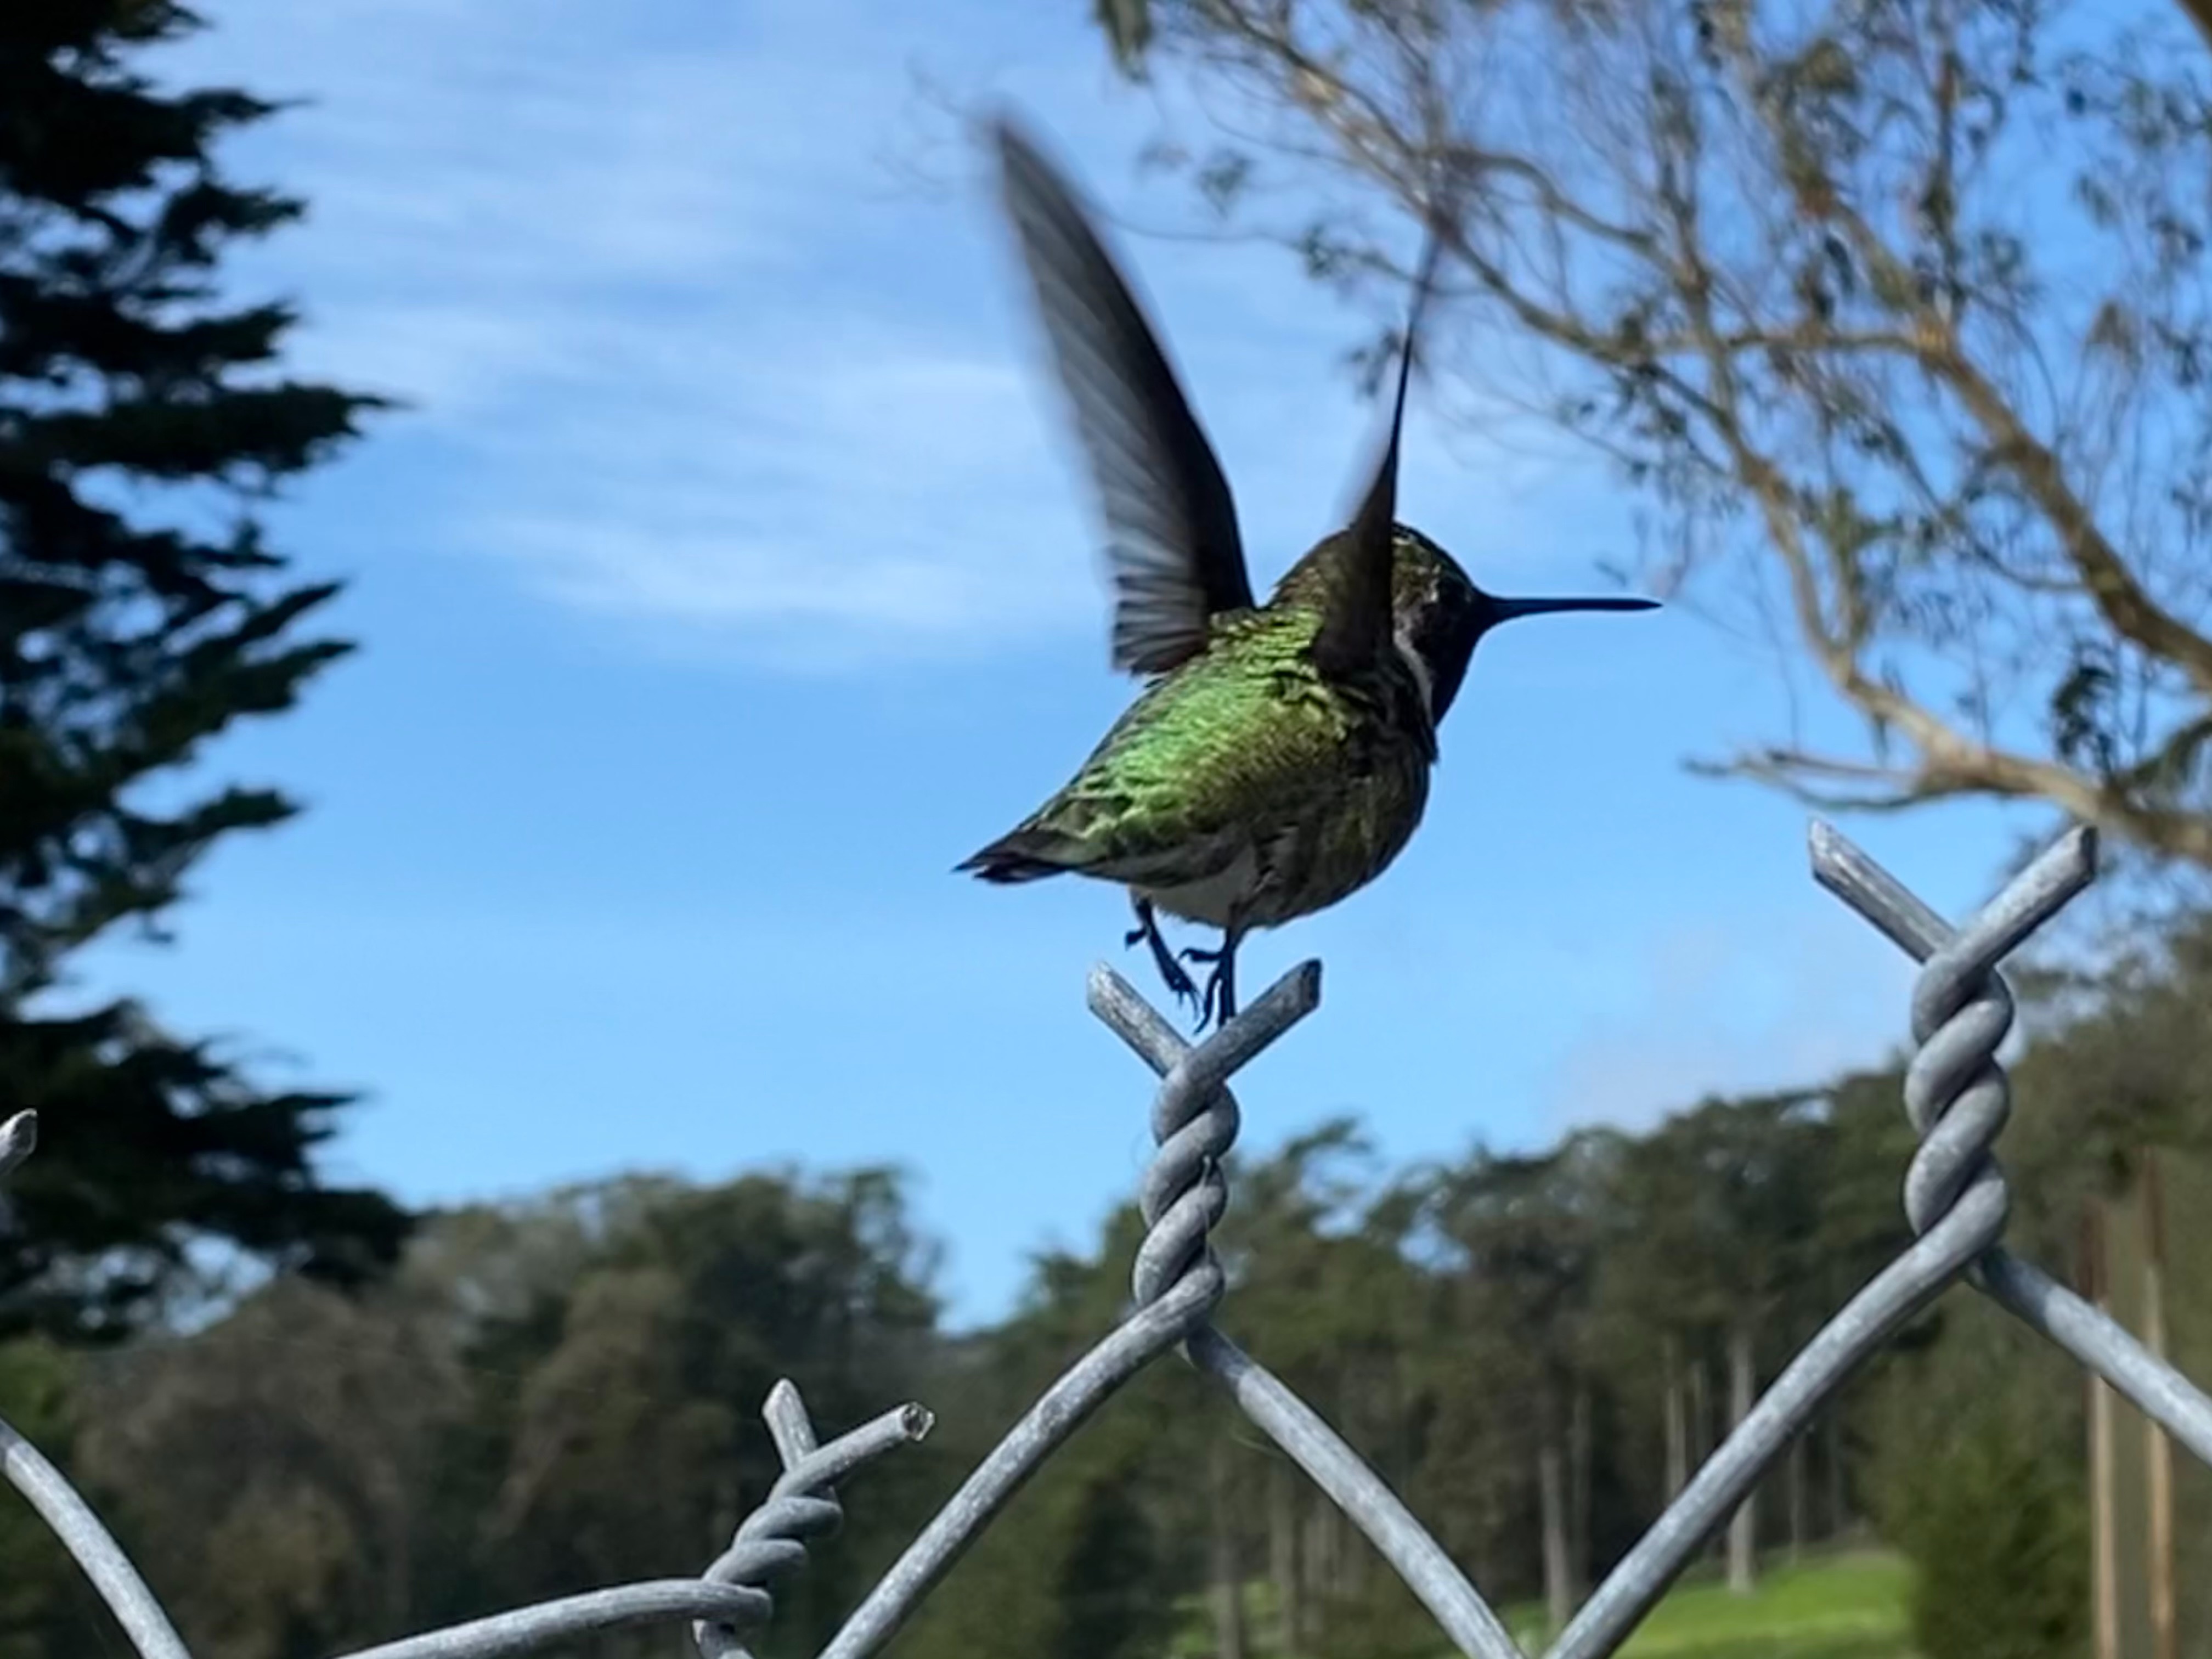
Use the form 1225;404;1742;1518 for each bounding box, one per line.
995;117;1254;676
1308;210;1450;681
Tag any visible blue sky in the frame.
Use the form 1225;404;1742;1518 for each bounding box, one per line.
68;0;2057;1327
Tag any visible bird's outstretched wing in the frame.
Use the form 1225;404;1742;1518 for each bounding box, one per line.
994;116;1255;676
1307;207;1451;681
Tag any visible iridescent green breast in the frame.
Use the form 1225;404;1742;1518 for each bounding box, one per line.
1019;603;1436;926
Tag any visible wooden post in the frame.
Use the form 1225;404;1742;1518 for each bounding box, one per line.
2085;1200;2119;1659
1727;1324;1757;1594
2143;1155;2176;1659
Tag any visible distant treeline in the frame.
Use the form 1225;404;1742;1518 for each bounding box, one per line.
4;915;2210;1659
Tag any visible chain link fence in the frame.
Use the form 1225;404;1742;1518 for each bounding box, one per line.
5;817;2211;1659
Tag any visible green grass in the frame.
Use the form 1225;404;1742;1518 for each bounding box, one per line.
1502;1549;1917;1659
1176;1544;1917;1659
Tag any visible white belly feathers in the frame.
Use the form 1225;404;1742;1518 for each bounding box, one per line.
1136;845;1260;929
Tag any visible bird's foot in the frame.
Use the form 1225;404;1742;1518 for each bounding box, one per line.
1181;944;1237;1030
1127;902;1203;1018
1154;951;1203;1016
1170;935;1241;1028
1197;960;1238;1029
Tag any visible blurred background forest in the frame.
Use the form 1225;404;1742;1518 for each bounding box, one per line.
10;1;2212;1657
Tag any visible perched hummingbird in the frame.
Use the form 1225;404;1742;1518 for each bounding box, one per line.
961;117;1658;1027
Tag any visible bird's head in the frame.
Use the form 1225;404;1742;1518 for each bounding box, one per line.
1390;527;1660;724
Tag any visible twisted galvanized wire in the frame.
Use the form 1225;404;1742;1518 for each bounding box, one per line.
693;1381;933;1659
1541;824;2095;1658
1813;820;2212;1465
828;826;2212;1659
1091;967;1523;1659
812;963;1323;1659
1121;961;1319;1312
336;1583;764;1659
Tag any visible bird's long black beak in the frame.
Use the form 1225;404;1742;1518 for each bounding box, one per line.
1490;595;1661;622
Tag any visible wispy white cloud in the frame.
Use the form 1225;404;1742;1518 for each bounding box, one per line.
458;325;1093;652
176;0;1619;664
172;0;1112;658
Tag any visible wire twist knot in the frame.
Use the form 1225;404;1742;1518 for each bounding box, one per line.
1812;822;2096;1253
693;1382;932;1659
1087;963;1323;1319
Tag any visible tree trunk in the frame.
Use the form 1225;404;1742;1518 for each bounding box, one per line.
1688;1351;1713;1558
1210;1439;1247;1659
1663;1334;1689;1501
2143;1157;2177;1659
1786;1431;1807;1565
1726;1323;1757;1595
1305;1494;1342;1609
1539;1435;1572;1636
1688;1352;1709;1468
2085;1200;2120;1659
1333;1361;1366;1600
1824;1410;1849;1538
1569;1379;1592;1602
1334;1502;1351;1600
1270;1457;1304;1657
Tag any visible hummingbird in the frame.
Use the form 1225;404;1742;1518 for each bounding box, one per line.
960;117;1658;1028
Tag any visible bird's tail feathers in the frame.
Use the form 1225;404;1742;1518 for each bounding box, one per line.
956;825;1092;883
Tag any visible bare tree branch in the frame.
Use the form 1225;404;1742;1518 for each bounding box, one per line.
1097;0;2212;871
